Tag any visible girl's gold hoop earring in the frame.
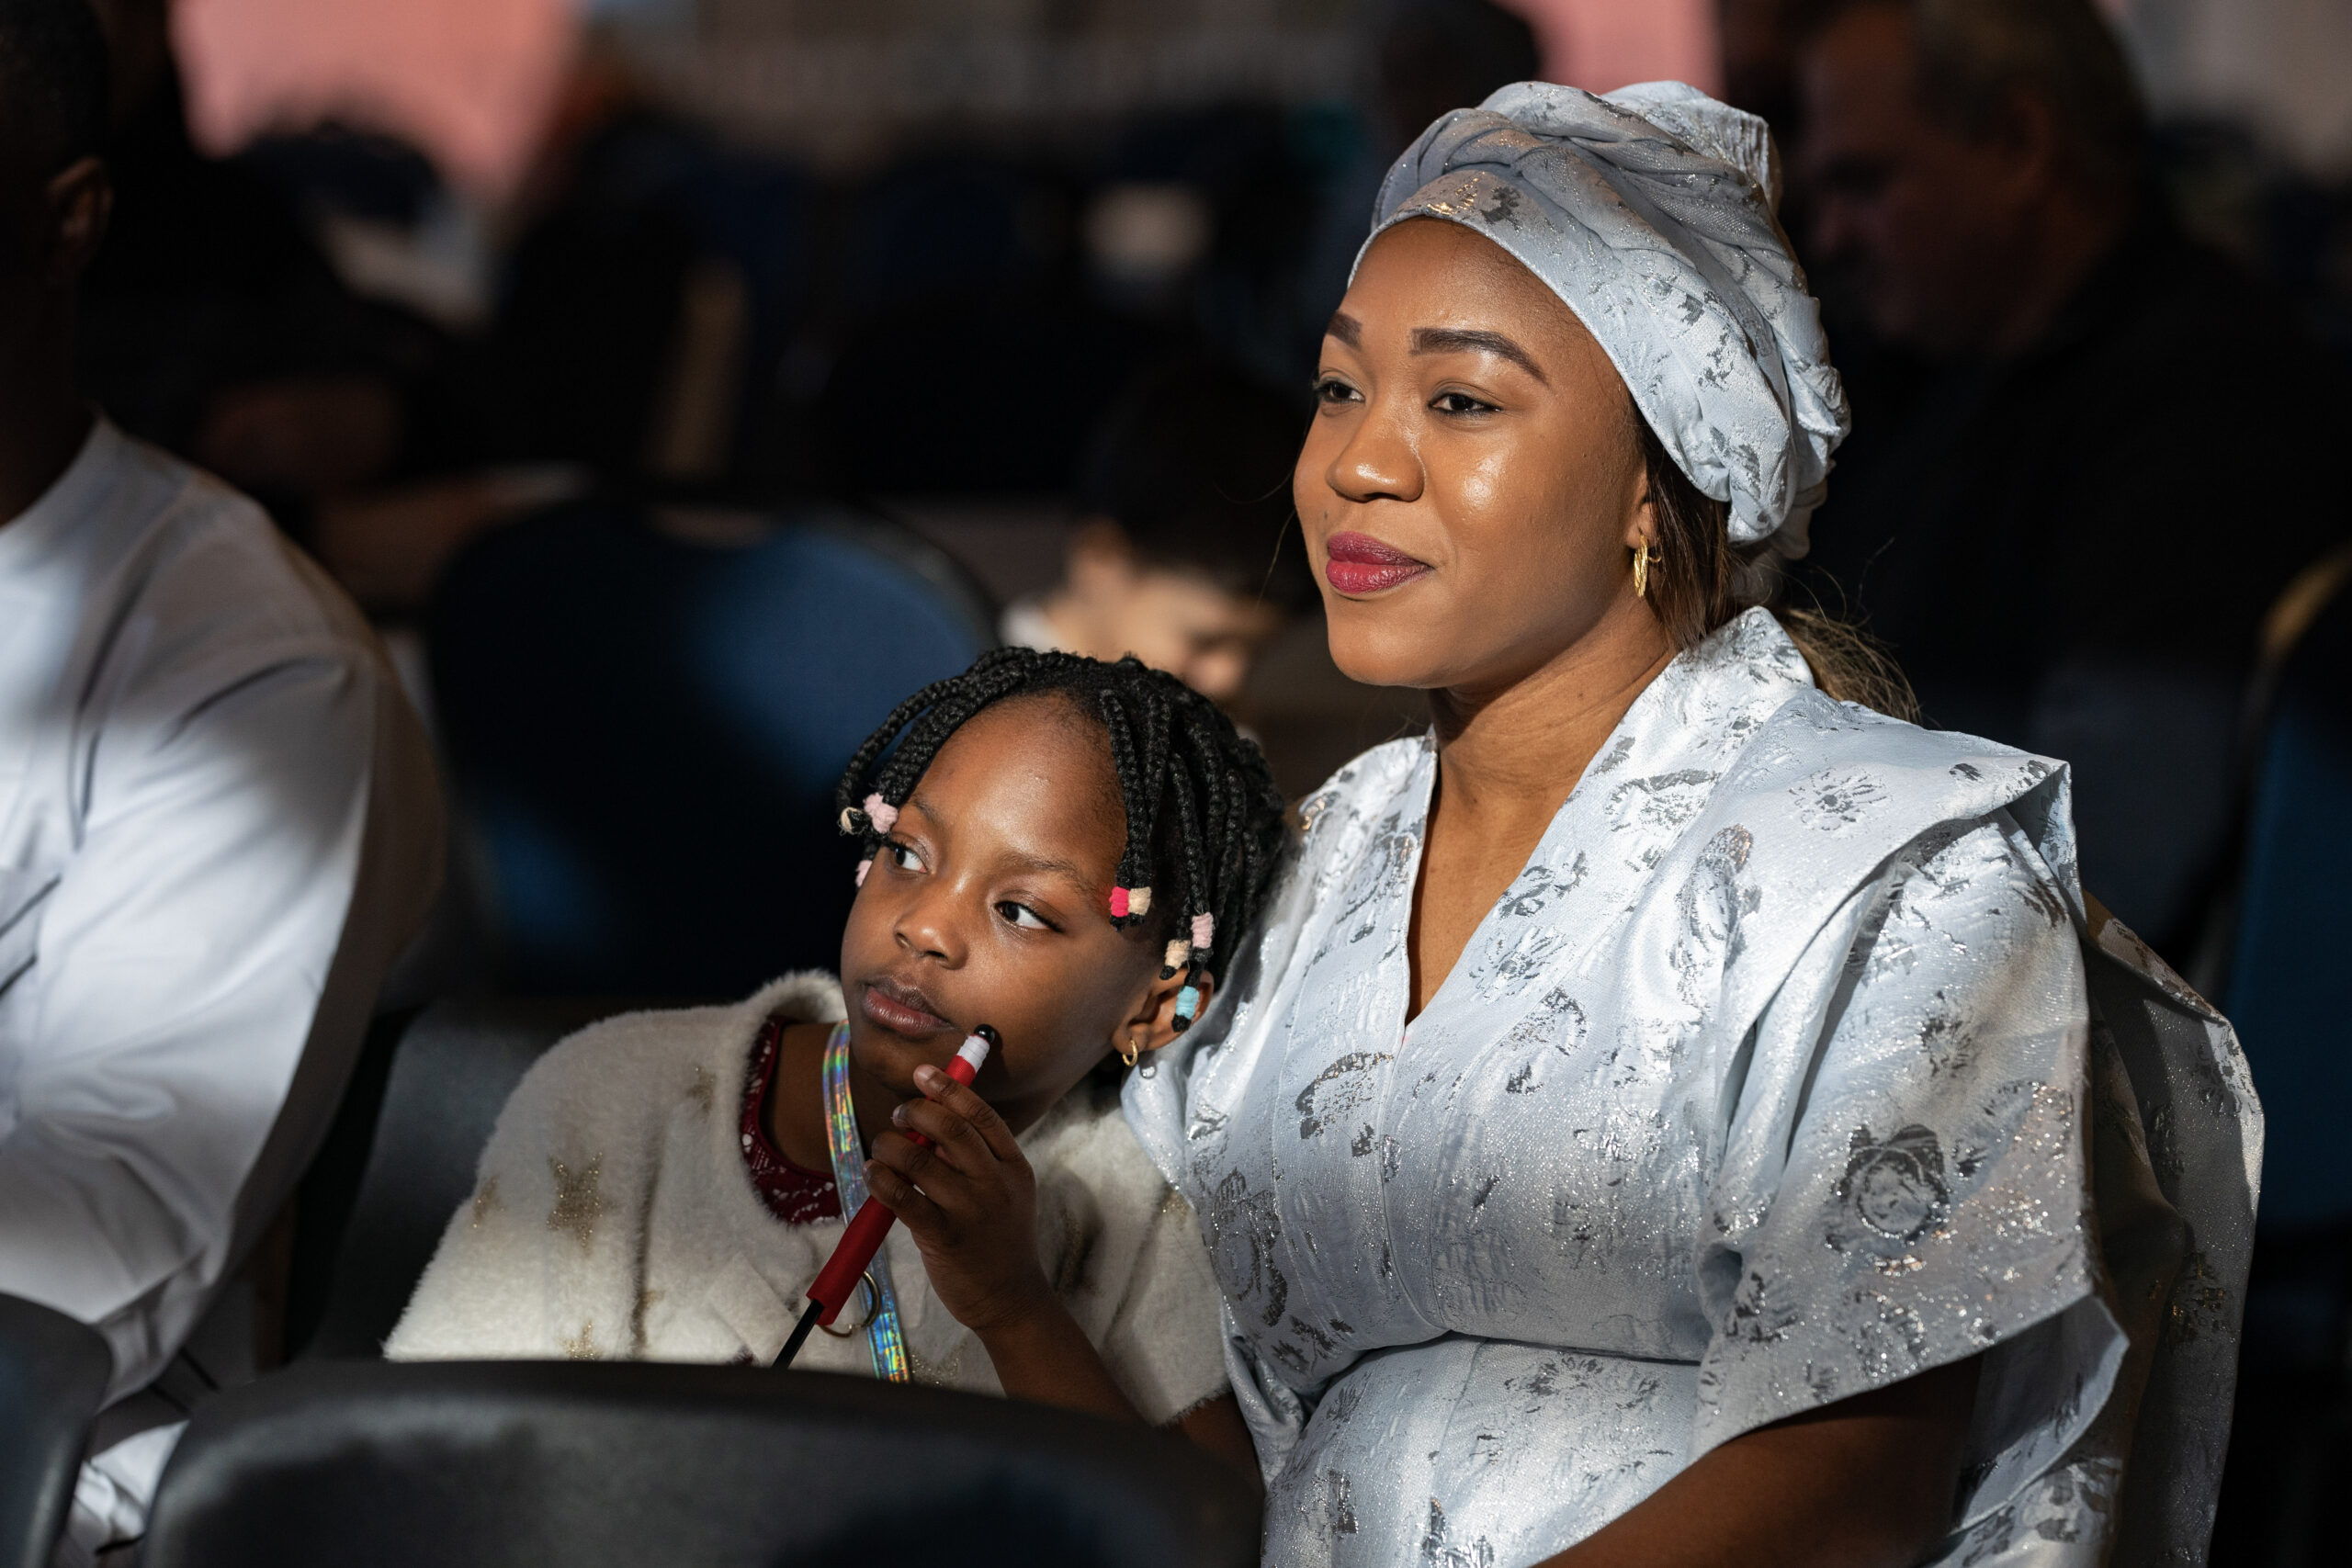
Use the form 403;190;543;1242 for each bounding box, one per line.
1121;1036;1142;1068
1633;541;1659;599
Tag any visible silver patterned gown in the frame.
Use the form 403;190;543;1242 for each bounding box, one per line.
1125;611;2258;1568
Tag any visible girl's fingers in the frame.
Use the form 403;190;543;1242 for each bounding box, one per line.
864;1159;945;1234
891;1096;994;1176
870;1128;971;1207
914;1066;1024;1163
869;1128;989;1221
866;1126;938;1181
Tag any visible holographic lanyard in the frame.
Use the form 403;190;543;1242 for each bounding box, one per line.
820;1022;910;1383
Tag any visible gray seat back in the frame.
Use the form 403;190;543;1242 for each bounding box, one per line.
0;1292;110;1568
142;1360;1259;1568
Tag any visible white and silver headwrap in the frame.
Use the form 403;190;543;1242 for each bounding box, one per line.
1362;80;1849;556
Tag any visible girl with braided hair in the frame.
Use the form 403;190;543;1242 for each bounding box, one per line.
834;647;1285;1026
390;649;1285;1479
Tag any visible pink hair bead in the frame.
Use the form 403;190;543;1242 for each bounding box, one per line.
862;793;898;833
854;858;872;886
1191;913;1215;952
1109;886;1130;919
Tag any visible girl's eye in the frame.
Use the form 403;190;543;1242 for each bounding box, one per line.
888;840;923;872
1432;389;1498;415
1314;376;1361;405
995;900;1052;931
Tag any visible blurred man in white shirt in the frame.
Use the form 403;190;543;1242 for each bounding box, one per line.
0;5;443;1559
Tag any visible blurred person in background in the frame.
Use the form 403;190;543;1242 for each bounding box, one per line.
1295;0;1541;381
1374;0;1544;156
1789;0;2352;954
75;0;435;528
1716;0;1806;143
1000;361;1316;706
0;5;443;1561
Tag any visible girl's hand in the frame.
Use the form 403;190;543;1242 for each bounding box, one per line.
865;1065;1054;1336
867;1066;1224;1448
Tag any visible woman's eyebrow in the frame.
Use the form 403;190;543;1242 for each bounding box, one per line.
1325;310;1363;346
1410;326;1548;384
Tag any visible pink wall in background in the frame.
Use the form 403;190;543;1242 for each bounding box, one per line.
1502;0;1723;96
173;0;577;197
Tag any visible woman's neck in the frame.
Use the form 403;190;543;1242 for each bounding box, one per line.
1408;608;1677;1019
1428;610;1679;833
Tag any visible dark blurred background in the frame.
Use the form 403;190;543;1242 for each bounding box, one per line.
68;3;2352;1558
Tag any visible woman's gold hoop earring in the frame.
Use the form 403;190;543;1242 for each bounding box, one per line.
1632;541;1659;599
1121;1036;1142;1068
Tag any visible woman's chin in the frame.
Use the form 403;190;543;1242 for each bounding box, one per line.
1324;613;1463;692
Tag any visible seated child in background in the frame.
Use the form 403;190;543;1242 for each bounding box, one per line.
1001;360;1317;706
387;649;1288;1468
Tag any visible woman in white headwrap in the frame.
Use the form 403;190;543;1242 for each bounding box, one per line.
1124;82;2257;1568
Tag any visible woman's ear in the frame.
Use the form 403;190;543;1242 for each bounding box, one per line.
1624;458;1658;553
1125;968;1216;1058
1621;398;1660;552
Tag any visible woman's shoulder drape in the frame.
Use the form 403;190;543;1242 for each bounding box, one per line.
1125;610;2257;1567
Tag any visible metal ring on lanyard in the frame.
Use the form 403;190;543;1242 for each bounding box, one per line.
819;1270;883;1337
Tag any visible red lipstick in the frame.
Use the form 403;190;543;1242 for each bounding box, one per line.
1323;531;1430;595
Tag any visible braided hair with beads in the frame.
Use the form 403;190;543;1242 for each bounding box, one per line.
834;649;1289;1032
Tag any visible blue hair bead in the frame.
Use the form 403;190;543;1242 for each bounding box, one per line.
1174;985;1201;1024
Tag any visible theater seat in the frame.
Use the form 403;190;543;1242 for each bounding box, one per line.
2202;544;2352;1566
0;1292;111;1568
140;1361;1259;1568
2219;547;2352;1233
290;998;625;1361
430;498;994;998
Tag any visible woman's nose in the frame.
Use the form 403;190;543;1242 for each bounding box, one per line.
1325;399;1422;506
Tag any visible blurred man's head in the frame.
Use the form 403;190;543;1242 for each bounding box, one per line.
85;0;170;128
0;0;110;382
1795;0;2142;355
1376;0;1541;153
1042;362;1314;705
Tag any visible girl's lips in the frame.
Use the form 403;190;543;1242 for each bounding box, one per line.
1322;531;1431;595
860;979;952;1036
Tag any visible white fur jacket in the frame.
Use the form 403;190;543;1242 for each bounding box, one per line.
386;973;1230;1425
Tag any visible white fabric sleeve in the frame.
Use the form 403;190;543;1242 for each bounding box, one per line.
1098;1189;1234;1427
1692;813;2124;1538
0;636;431;1401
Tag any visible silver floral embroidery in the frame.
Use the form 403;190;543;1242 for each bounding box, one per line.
1793;769;1889;833
1123;608;2256;1568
